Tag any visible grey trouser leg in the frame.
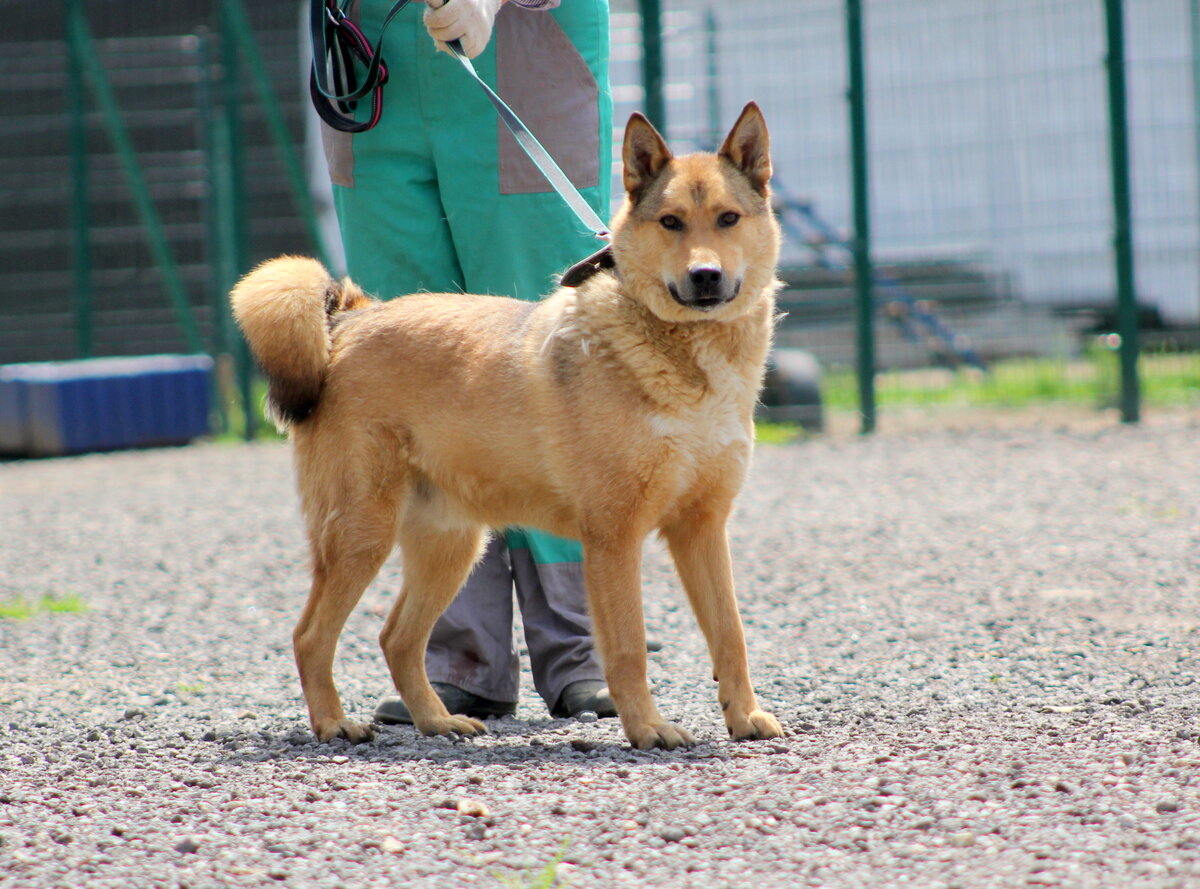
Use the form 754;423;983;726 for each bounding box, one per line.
422;533;605;710
510;549;606;711
424;535;521;703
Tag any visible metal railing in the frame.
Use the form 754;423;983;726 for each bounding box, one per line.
621;0;1200;430
1;1;326;437
2;0;1195;439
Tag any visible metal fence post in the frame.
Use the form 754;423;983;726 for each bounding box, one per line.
66;0;93;359
197;29;231;359
1104;0;1140;424
639;0;666;132
68;2;205;356
1191;0;1200;323
220;0;330;267
218;0;256;440
195;27;233;436
704;8;720;150
847;0;876;434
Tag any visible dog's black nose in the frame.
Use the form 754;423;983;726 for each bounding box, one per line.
688;265;723;295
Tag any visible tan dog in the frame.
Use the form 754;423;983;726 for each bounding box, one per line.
231;103;784;750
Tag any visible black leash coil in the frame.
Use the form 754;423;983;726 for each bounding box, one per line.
309;0;412;133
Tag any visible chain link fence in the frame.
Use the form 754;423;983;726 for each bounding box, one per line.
612;0;1199;422
1;0;1196;435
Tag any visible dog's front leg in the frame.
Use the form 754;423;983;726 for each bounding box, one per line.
662;514;783;742
583;532;695;750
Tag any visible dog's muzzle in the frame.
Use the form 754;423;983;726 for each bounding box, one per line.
668;265;742;311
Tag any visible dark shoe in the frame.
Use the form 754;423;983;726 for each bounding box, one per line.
373;682;516;725
552;679;618;719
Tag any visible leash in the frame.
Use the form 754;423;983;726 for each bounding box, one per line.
444;45;608;240
309;0;408;134
310;0;611;254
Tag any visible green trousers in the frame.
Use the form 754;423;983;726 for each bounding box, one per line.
323;0;611;707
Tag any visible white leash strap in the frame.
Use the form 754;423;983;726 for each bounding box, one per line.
447;40;610;240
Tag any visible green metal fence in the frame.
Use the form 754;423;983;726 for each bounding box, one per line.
1;0;1196;437
0;0;321;436
616;0;1200;429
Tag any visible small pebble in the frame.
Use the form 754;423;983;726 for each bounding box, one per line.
380;836;404;854
456;798;490;818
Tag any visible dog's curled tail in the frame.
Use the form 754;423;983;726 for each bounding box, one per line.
230;255;372;429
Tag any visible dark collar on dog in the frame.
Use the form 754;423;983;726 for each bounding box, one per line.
561;245;616;287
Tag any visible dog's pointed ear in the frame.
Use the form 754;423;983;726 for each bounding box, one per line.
623;112;673;203
719;102;772;194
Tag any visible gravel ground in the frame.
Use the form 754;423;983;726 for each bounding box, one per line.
2;409;1199;888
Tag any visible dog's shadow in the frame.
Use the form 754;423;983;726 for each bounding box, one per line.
213;718;725;770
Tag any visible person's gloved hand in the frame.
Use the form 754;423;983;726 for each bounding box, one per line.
424;0;504;60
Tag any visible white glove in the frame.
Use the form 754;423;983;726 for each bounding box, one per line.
424;0;504;60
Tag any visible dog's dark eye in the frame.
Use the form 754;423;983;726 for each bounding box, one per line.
718;212;740;228
660;215;683;231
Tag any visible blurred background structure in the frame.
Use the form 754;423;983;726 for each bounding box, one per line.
1;0;1196;438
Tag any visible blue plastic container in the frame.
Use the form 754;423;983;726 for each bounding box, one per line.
0;355;213;457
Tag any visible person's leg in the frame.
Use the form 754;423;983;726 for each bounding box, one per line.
421;0;613;300
325;9;520;707
328;10;465;298
507;529;611;714
417;2;615;714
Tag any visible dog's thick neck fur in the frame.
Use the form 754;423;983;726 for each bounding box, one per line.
556;266;777;410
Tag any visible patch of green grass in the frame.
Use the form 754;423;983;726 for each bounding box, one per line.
0;593;89;621
494;843;570;889
41;593;89;614
212;375;286;444
821;349;1199;412
176;681;206;695
754;420;809;445
1141;352;1200;405
0;598;36;620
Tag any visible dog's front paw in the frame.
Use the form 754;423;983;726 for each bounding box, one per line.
313;718;375;744
727;709;783;742
414;714;487;738
625;720;696;751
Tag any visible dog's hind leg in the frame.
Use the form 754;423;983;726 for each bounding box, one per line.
294;495;398;743
661;511;783;742
379;523;490;738
583;531;696;750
